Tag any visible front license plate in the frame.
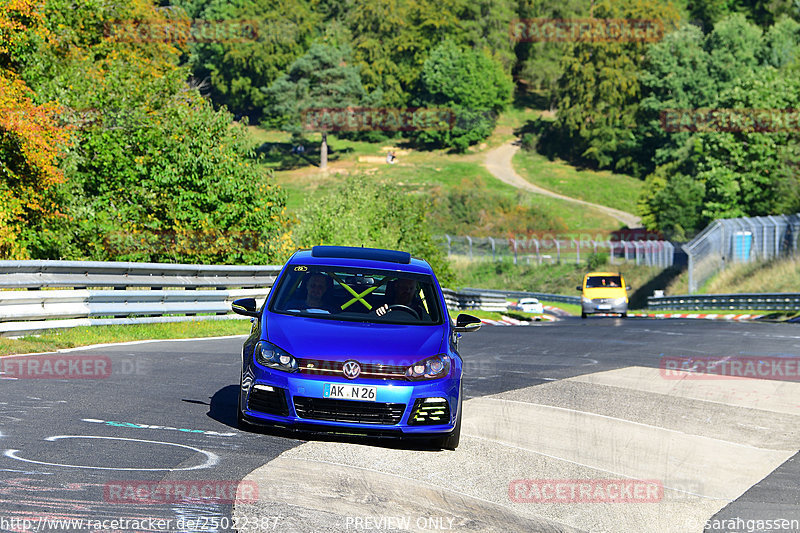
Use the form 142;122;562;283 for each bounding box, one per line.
597;304;611;310
323;383;377;401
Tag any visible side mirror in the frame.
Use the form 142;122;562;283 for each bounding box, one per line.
454;313;482;333
626;285;631;290
232;297;260;318
576;286;582;291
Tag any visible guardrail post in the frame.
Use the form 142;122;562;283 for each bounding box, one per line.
554;239;561;264
533;239;541;265
466;236;473;260
488;237;496;262
512;238;518;265
445;234;451;257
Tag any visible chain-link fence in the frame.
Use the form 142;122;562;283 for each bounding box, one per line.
440;235;674;268
683;214;800;294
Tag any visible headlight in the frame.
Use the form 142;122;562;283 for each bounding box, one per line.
581;296;592;304
406;354;451;380
613;297;627;305
254;341;298;372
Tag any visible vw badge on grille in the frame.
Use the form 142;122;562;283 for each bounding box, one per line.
342;360;361;379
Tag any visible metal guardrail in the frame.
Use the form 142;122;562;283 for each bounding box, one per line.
648;293;800;311
461;287;581;306
0;261;510;336
0;260;283;289
443;289;508;313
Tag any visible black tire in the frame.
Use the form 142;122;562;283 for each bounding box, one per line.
237;378;255;431
621;312;628;318
581;312;587;319
436;390;462;450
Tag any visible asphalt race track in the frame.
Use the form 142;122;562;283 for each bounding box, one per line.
0;318;798;533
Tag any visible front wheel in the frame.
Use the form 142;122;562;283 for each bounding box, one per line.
581;312;587;319
621;312;627;318
435;391;462;450
237;377;255;431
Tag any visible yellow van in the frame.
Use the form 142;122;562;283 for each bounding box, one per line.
577;272;630;319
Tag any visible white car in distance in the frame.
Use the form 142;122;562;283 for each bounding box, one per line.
517;298;544;314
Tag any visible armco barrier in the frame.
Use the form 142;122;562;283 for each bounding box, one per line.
648;293;800;311
0;261;510;336
461;287;581;306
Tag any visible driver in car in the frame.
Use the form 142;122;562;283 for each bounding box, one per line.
287;273;335;312
373;278;429;320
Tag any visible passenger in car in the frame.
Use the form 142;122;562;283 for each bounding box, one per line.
287;273;336;312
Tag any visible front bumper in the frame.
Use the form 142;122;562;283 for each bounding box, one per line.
582;301;628;315
240;367;459;435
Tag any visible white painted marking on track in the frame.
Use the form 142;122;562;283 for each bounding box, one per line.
479;397;776;451
3;435;219;471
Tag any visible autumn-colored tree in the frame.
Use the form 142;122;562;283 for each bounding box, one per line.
0;0;70;258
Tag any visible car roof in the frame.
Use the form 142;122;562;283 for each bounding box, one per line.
519;297;539;302
585;271;622;277
287;246;435;275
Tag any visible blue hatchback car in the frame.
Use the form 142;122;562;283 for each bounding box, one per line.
231;245;482;449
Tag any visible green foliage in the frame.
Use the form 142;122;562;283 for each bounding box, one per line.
262;43;369;132
293;175;454;285
549;0;681;170
513;0;587;105
426;177;567;236
637;14;800;237
586;252;608;271
14;0;293;264
35;91;293;264
411;40;512;151
180;0;319;120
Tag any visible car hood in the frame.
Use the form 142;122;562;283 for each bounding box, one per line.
265;313;446;363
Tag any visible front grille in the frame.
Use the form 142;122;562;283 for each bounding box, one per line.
297;359;408;380
293;397;405;425
248;386;289;416
592;298;615;304
408;398;450;426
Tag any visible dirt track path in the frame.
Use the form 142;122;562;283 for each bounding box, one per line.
484;141;642;228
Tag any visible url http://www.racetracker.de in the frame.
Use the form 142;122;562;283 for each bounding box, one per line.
0;515;284;532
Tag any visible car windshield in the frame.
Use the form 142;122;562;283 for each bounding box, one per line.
586;276;622;288
268;265;443;325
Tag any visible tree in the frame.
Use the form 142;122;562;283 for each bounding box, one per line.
17;0;294;263
179;0;319;120
411;40;512;151
638;14;800;238
0;0;71;259
262;43;368;169
634;23;715;177
549;0;681;170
